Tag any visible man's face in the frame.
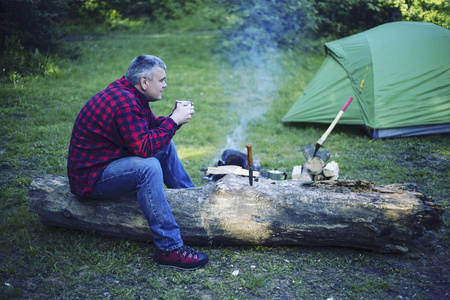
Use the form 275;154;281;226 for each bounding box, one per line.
142;66;167;102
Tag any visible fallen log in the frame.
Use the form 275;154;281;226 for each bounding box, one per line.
28;174;444;253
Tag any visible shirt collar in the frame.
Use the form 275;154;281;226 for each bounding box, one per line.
118;76;149;105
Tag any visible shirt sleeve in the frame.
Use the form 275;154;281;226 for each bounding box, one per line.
115;101;177;158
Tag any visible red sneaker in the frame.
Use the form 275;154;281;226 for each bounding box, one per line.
154;245;209;270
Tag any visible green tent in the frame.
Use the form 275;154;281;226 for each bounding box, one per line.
282;22;450;139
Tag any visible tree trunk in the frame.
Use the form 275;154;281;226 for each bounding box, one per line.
28;174;444;253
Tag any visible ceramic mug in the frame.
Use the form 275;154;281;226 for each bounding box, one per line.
268;169;287;180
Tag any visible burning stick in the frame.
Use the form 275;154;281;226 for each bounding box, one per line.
245;143;254;186
313;96;353;157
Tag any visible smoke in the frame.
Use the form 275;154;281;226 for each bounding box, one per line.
220;21;284;151
224;61;281;150
209;0;315;166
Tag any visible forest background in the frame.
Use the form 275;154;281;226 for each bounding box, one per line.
1;0;449;81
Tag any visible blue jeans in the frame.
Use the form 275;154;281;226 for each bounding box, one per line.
91;141;194;251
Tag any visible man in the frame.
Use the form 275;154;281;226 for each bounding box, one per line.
67;55;208;270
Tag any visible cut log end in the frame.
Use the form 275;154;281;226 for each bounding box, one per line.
305;157;325;175
300;145;338;181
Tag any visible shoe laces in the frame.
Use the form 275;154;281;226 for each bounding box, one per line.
177;245;198;258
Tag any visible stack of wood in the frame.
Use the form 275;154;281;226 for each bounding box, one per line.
292;145;339;181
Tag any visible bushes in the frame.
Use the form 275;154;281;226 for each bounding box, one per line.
0;0;67;82
216;0;400;63
65;0;229;32
397;0;449;27
219;0;318;51
219;0;406;54
0;36;68;85
0;0;65;52
314;0;401;37
1;0;448;80
216;0;449;65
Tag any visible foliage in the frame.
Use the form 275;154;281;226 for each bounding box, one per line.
0;37;73;85
314;0;449;37
65;0;149;31
314;0;401;37
0;0;72;81
65;0;229;32
0;0;65;52
217;0;320;63
218;0;449;60
0;0;229;79
1;0;448;80
389;0;450;27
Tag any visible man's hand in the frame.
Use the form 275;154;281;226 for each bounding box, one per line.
170;102;195;125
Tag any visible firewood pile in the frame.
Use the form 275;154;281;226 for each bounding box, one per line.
292;145;339;181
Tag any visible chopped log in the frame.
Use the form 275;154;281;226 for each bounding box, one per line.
323;161;339;180
206;165;260;177
305;157;325;175
28;174;444;253
302;145;332;179
291;165;303;180
299;164;313;181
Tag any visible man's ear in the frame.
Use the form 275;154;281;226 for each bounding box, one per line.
139;76;147;91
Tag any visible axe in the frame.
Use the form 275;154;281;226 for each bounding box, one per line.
313;96;354;157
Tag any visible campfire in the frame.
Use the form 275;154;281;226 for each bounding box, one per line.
205;145;338;183
205;148;261;182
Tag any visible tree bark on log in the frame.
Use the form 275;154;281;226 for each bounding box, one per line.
28;174;444;253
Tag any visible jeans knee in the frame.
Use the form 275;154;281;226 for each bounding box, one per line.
140;158;163;183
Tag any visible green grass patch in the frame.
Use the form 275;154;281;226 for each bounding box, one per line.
0;31;449;299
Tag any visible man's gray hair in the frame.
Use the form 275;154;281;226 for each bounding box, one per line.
126;55;166;85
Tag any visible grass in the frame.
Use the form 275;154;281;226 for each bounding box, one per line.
1;31;449;299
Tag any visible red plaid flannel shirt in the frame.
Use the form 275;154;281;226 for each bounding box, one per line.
67;76;178;198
